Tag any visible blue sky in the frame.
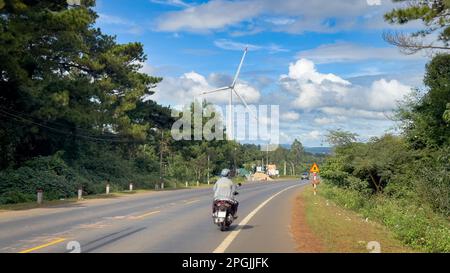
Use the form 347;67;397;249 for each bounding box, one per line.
94;0;428;146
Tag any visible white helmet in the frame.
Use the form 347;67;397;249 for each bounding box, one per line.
220;169;231;177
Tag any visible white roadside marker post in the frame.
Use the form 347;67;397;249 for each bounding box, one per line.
106;183;110;195
313;173;318;196
129;183;133;192
185;181;188;188
37;189;43;205
78;187;83;200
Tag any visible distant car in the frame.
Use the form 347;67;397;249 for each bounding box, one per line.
301;172;309;180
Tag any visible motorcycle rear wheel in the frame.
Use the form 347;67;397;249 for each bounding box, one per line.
220;222;227;231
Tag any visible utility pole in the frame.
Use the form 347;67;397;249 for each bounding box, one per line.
229;88;233;141
233;147;237;176
159;129;164;190
207;154;210;185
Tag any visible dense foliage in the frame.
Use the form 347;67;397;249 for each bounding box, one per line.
321;56;450;252
318;2;450;252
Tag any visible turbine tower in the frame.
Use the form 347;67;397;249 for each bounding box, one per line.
201;48;257;140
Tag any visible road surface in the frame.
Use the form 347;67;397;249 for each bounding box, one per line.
0;180;308;253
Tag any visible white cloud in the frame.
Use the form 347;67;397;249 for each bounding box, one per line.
139;62;157;75
150;0;192;8
214;39;288;53
155;0;402;33
281;111;300;122
98;13;131;25
368;79;411;110
366;0;381;6
156;0;263;32
213;39;261;51
97;13;143;34
321;107;389;120
280;58;412;114
302;130;322;140
151;71;261;106
146;56;413;146
280;59;353;110
264;17;296;26
284;59;350;85
297;42;425;64
314;117;335;125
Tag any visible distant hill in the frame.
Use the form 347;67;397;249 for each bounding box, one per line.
279;144;332;155
304;147;332;155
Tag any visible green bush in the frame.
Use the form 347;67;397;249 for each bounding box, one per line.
0;147;162;204
414;148;450;217
0;155;79;203
346;176;371;195
321;182;370;212
0;191;35;204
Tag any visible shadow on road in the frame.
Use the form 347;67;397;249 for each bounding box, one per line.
229;225;255;231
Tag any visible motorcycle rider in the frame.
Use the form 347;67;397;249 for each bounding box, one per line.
213;169;239;218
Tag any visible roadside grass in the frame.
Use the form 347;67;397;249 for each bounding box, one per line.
0;190;141;211
319;182;450;253
0;199;79;211
0;178;245;212
278;175;299;179
0;176;288;212
299;186;415;253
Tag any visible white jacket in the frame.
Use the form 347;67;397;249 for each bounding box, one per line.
213;177;236;201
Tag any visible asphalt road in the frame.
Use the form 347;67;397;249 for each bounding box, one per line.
0;179;308;253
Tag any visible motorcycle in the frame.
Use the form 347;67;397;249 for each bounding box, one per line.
212;183;241;231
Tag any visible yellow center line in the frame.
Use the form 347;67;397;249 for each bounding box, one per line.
185;199;200;205
131;210;161;220
19;238;66;253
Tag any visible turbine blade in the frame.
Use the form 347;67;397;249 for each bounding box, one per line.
231;47;248;88
201;86;230;95
233;88;258;122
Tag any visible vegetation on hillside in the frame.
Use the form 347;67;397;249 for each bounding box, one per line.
0;0;323;204
320;1;450;252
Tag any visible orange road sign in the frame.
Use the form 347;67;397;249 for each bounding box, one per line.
310;163;320;173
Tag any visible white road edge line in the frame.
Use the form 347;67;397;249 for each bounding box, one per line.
213;183;302;253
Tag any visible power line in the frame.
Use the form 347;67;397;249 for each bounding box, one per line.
0;105;125;139
0;109;142;143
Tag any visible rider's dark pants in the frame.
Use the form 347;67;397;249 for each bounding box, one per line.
233;201;239;215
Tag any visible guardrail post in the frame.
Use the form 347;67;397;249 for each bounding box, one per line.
37;189;43;205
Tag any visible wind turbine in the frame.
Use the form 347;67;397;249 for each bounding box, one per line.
201;48;257;140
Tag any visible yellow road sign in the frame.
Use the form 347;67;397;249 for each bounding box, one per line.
310;163;320;173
